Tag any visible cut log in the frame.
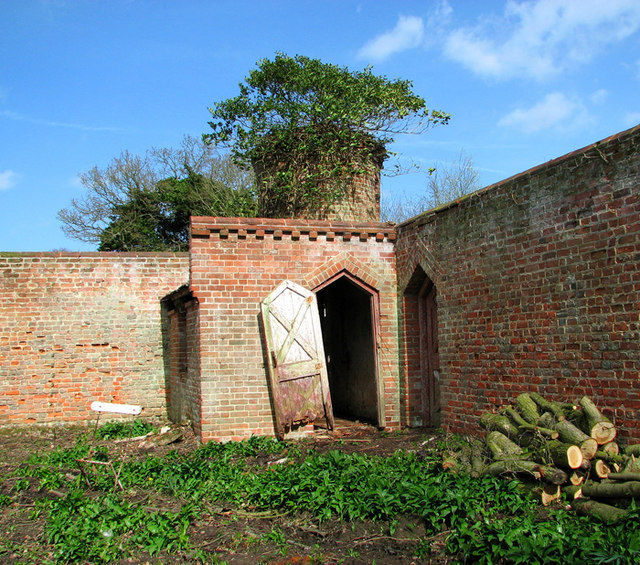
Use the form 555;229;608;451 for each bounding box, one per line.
480;413;519;439
485;460;567;485
568;470;587;486
606;472;640;482
538;411;557;429
552;418;598;459
591;459;612;479
571;499;628;523
515;393;541;424
142;429;183;448
563;485;583;500
582;481;640;500
544;440;584;470
529;392;567;422
503;407;559;439
579;396;617;444
594;450;628;467
486;431;524;460
624;444;640;457
539;484;562;506
601;441;619;456
469;438;487;478
624;456;640;474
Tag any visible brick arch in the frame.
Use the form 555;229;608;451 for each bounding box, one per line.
397;235;442;293
305;252;381;291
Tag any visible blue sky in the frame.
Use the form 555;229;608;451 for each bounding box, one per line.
1;0;639;251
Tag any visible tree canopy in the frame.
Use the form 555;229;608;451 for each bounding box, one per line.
58;135;256;251
98;172;256;251
205;53;450;218
381;151;481;223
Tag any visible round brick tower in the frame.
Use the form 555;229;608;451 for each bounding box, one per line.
252;131;386;222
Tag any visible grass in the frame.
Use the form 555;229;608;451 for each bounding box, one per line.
1;422;640;563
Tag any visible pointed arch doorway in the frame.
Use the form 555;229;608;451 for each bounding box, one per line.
403;266;441;427
315;272;383;426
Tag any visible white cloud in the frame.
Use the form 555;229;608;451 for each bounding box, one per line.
0;170;20;191
444;0;640;81
357;15;424;62
498;92;592;133
0;109;120;132
590;89;608;105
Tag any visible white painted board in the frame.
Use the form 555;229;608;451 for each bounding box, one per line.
90;401;142;415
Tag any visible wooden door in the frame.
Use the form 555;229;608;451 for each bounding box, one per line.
420;282;441;426
261;280;334;438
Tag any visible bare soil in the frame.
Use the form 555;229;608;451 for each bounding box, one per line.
0;421;449;564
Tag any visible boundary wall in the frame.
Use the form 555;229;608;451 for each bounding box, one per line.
396;124;640;442
0;252;189;425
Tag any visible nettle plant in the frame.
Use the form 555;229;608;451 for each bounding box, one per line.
206;53;450;218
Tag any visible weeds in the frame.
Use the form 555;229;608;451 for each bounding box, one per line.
5;430;640;563
94;419;157;440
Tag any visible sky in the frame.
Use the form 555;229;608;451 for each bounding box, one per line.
1;0;639;252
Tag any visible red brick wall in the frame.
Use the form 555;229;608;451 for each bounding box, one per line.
0;253;189;425
396;124;640;442
189;217;398;442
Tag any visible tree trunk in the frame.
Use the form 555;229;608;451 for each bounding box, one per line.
543;440;584;470
602;441;619;455
486;431;524;460
480;413;519;439
594;450;627;468
469;438;486;478
503;407;558;439
563;485;583;500
591;459;612;479
515;393;540;424
485;460;567;485
552;418;598;459
569;469;588;486
529;392;566;422
624;444;640;457
607;472;640;482
579;396;616;444
582;481;640;499
571;498;627;523
539;484;561;506
624;456;640;474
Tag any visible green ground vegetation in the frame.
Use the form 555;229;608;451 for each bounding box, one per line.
1;421;639;564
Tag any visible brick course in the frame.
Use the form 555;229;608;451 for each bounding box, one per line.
0;253;189;425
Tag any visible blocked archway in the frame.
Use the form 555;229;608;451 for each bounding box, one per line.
315;272;381;426
402;265;441;427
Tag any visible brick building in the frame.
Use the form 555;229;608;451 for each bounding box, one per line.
1;123;639;443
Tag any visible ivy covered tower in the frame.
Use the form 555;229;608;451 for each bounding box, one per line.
252;130;387;222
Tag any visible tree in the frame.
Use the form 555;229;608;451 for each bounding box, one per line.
205;53;450;218
98;172;255;251
426;151;479;208
381;151;481;223
58;135;256;249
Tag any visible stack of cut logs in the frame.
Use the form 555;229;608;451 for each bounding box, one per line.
477;393;640;522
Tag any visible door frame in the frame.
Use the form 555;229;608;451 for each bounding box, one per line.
313;270;385;427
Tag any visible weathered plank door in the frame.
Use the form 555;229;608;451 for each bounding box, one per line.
261;280;334;438
420;282;441;426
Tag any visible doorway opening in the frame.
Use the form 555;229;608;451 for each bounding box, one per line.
315;272;381;426
403;266;441;427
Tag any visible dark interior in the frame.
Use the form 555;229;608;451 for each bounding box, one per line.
316;276;379;425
